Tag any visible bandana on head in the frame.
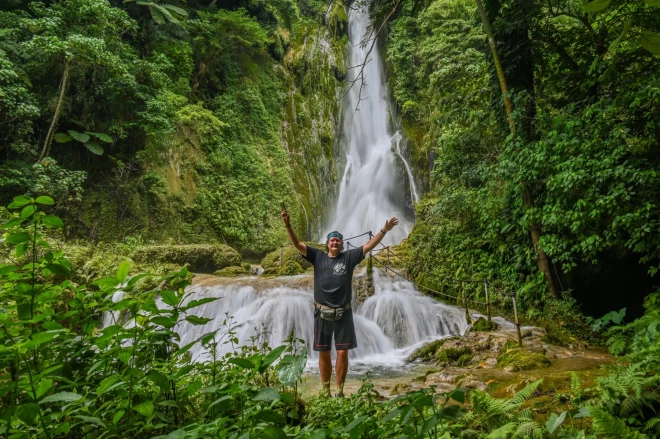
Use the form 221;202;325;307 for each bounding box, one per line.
326;231;343;241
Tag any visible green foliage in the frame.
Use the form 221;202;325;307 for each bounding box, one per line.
389;0;660;306
0;0;344;254
132;244;241;273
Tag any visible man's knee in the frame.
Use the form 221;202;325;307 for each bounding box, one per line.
336;350;349;361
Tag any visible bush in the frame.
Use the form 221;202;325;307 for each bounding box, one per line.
214;265;250;276
133;244;241;273
260;242;325;271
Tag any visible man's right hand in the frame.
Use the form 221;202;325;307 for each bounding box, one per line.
281;207;290;227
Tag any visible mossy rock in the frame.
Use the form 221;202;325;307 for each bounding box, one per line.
472;317;497;332
390;383;411;395
456;353;475;366
497;347;551;372
280;260;304;276
214;266;250;277
133;244;241;273
407;339;447;362
436;347;473;365
541;323;572;347
260;242;325;271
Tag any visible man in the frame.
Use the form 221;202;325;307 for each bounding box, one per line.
280;206;399;395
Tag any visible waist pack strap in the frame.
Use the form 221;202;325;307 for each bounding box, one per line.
314;302;351;312
314;302;351;321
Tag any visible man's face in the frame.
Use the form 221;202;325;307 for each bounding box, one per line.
328;237;342;251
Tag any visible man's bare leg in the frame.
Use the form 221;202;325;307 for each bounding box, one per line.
319;351;332;395
335;350;349;395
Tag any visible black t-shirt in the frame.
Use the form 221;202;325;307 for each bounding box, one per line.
303;246;365;308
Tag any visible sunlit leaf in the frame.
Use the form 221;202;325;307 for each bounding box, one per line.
583;0;610;12
133;401;153;417
40;392;83;403
35;196;55;205
42;215;64;228
54;133;73;143
640;30;660;55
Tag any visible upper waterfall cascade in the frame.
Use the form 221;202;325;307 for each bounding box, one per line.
325;6;416;247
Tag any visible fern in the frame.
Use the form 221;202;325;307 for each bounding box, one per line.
590;407;649;439
508;379;543;408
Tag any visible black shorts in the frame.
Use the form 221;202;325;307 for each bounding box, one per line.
313;308;358;351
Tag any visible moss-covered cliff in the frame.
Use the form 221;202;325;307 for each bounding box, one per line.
59;2;348;256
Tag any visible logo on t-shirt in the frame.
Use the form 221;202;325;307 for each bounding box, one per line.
333;262;347;276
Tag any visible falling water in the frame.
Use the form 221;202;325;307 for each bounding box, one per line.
171;269;470;373
325;6;415;246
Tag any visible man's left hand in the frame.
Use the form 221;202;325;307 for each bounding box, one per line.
383;217;399;232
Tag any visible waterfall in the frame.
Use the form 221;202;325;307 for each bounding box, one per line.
172;269;470;373
101;5;479;375
325;6;415;247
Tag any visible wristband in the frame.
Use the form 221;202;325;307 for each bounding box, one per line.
381;229;387;235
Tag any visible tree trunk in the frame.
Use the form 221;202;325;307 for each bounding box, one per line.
475;0;515;134
475;0;560;299
38;58;71;163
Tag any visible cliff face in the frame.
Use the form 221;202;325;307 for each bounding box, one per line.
67;3;348;255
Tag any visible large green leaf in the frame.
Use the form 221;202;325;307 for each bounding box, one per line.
253;387;281;402
45;263;71;277
54;133;73;143
160;290;180;307
259;345;287;373
6;232;30;244
68;130;90;143
40;391;83;403
185;315;212;325
133;401;154;417
42;215;64;228
148;4;167;24
583;0;611;12
147;369;170;391
16;403;40;425
645;0;660;6
640;30;660;55
35;196;55;205
8;196;32;209
254;409;285;424
545;412;567;434
21;205;36;218
276;348;307;386
88;132;113;143
75;415;105;426
229;357;255;369
84;142;104;155
116;261;130;283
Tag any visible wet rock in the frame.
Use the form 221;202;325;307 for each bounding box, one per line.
472;317;497;332
437;347;474;366
213;266;250;277
497;343;551;372
425;372;457;386
407;339;447;362
390;383;411;395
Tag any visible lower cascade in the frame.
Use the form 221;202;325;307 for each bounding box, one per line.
171;268;471;374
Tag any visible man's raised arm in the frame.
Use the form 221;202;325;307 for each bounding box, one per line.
281;207;307;256
363;217;399;254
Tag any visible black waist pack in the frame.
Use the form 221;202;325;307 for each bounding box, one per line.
314;302;351;321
